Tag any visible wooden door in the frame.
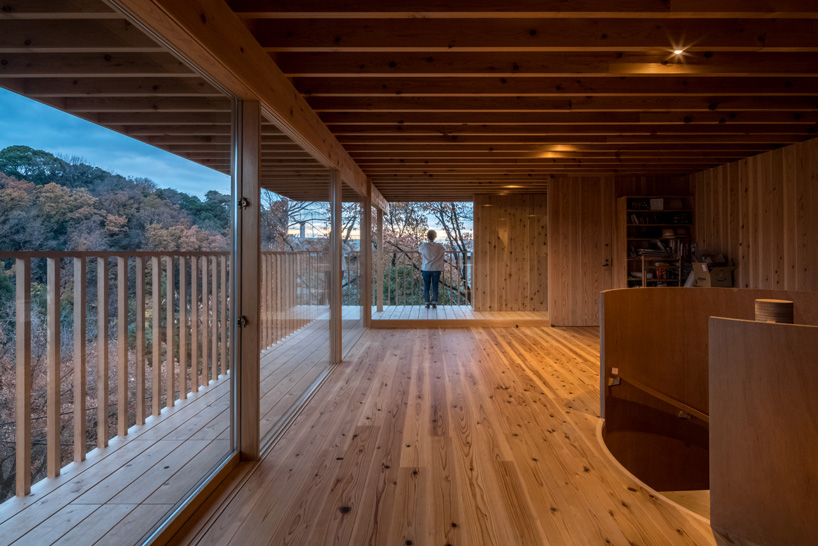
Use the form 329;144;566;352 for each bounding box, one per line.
548;177;615;326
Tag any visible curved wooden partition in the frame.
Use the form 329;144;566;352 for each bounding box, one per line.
600;287;818;492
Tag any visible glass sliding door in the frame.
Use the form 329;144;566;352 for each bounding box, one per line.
0;16;236;544
257;114;333;445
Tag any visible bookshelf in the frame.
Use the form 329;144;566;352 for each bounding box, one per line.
614;196;694;288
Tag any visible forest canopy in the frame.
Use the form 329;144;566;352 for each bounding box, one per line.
0;145;230;252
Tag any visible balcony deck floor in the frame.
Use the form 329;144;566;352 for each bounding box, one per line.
173;326;715;546
372;304;550;328
0;316;335;546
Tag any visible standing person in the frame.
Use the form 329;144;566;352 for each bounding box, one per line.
419;230;445;309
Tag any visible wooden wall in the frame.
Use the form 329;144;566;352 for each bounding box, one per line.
710;318;818;546
473;193;547;312
547;176;690;326
692;137;818;292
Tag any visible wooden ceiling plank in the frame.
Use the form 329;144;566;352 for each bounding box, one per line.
337;134;809;143
60;96;232;111
0;77;222;96
329;123;817;134
0;19;165;52
0;0;118;19
0;52;194;77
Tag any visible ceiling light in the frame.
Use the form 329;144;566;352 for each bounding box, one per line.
674;49;684;55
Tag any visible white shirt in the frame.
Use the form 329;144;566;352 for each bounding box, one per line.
418;241;445;271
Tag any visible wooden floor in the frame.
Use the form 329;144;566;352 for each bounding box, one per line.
372;305;550;328
0;318;333;546
172;326;715;546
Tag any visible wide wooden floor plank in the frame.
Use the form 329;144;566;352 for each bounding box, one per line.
182;326;714;546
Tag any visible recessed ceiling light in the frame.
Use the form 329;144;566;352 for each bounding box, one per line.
674;49;684;55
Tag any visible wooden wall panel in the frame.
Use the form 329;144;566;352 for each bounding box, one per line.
473;193;547;312
547;176;690;326
692;137;818;292
710;318;818;546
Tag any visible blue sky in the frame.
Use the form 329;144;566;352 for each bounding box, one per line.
0;88;229;198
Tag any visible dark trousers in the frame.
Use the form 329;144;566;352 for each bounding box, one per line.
422;270;441;304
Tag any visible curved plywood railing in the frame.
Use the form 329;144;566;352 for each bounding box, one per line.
600;287;818;492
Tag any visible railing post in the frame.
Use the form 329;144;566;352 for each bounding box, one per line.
73;257;86;463
166;256;175;407
211;256;218;381
117;257;128;436
46;257;61;478
179;256;187;400
220;255;227;374
15;258;31;496
135;257;146;424
201;256;208;386
151;256;161;416
97;256;109;448
190;256;199;393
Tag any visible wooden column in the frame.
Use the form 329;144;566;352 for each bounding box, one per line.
330;171;342;364
376;208;384;313
236;99;260;460
46;257;60;478
97;257;109;447
73;258;86;463
363;191;372;328
15;259;31;495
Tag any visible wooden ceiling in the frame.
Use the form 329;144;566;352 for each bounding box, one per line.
0;0;334;203
228;0;818;200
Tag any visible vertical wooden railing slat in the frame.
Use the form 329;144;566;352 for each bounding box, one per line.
151;256;161;416
179;256;187;400
15;258;31;495
135;257;145;425
211;256;218;381
260;254;267;350
73;258;86;462
202;257;208;387
190;256;199;393
166;256;174;408
117;257;128;437
220;255;227;374
97;257;109;448
46;257;61;478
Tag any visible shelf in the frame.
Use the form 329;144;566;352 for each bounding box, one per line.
627;223;693;227
627;209;693;213
628;257;680;261
627;237;692;241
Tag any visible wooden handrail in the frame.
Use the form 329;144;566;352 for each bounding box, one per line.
620;375;710;424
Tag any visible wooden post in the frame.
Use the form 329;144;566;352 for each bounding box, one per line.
97;257;109;447
211;256;218;381
73;258;86;463
202;256;208;387
46;257;60;478
190;256;199;393
330;171;342;364
261;253;267;350
363;193;372;328
15;258;31;495
166;256;175;407
135;257;145;425
179;256;187;400
151;256;160;416
117;257;128;436
236;99;260;460
221;255;227;374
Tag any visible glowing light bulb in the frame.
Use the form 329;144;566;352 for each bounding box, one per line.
674;49;684;55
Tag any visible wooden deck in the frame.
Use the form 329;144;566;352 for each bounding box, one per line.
371;305;550;328
0;318;334;546
171;326;715;546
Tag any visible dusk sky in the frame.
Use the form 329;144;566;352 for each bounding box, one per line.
0;88;230;198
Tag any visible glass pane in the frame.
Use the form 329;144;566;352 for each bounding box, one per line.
341;181;364;356
258;114;332;445
0;14;234;545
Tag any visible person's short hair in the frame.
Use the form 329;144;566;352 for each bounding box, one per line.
427;230;437;241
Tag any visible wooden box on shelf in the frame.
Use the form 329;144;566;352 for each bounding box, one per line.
614;196;694;288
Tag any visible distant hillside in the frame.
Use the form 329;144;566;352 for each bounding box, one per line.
0;145;229;252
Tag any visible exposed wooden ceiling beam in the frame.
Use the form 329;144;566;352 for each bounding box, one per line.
329;124;818;135
57;96;232;111
0;0;118;19
274;51;818;77
0;52;194;77
307;95;818;112
320;112;818;124
0;19;164;52
256;18;818;52
342;143;782;152
336;134;812;144
227;0;818;19
293;76;818;96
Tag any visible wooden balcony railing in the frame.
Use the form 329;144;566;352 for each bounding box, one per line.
0;250;231;499
374;250;473;307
